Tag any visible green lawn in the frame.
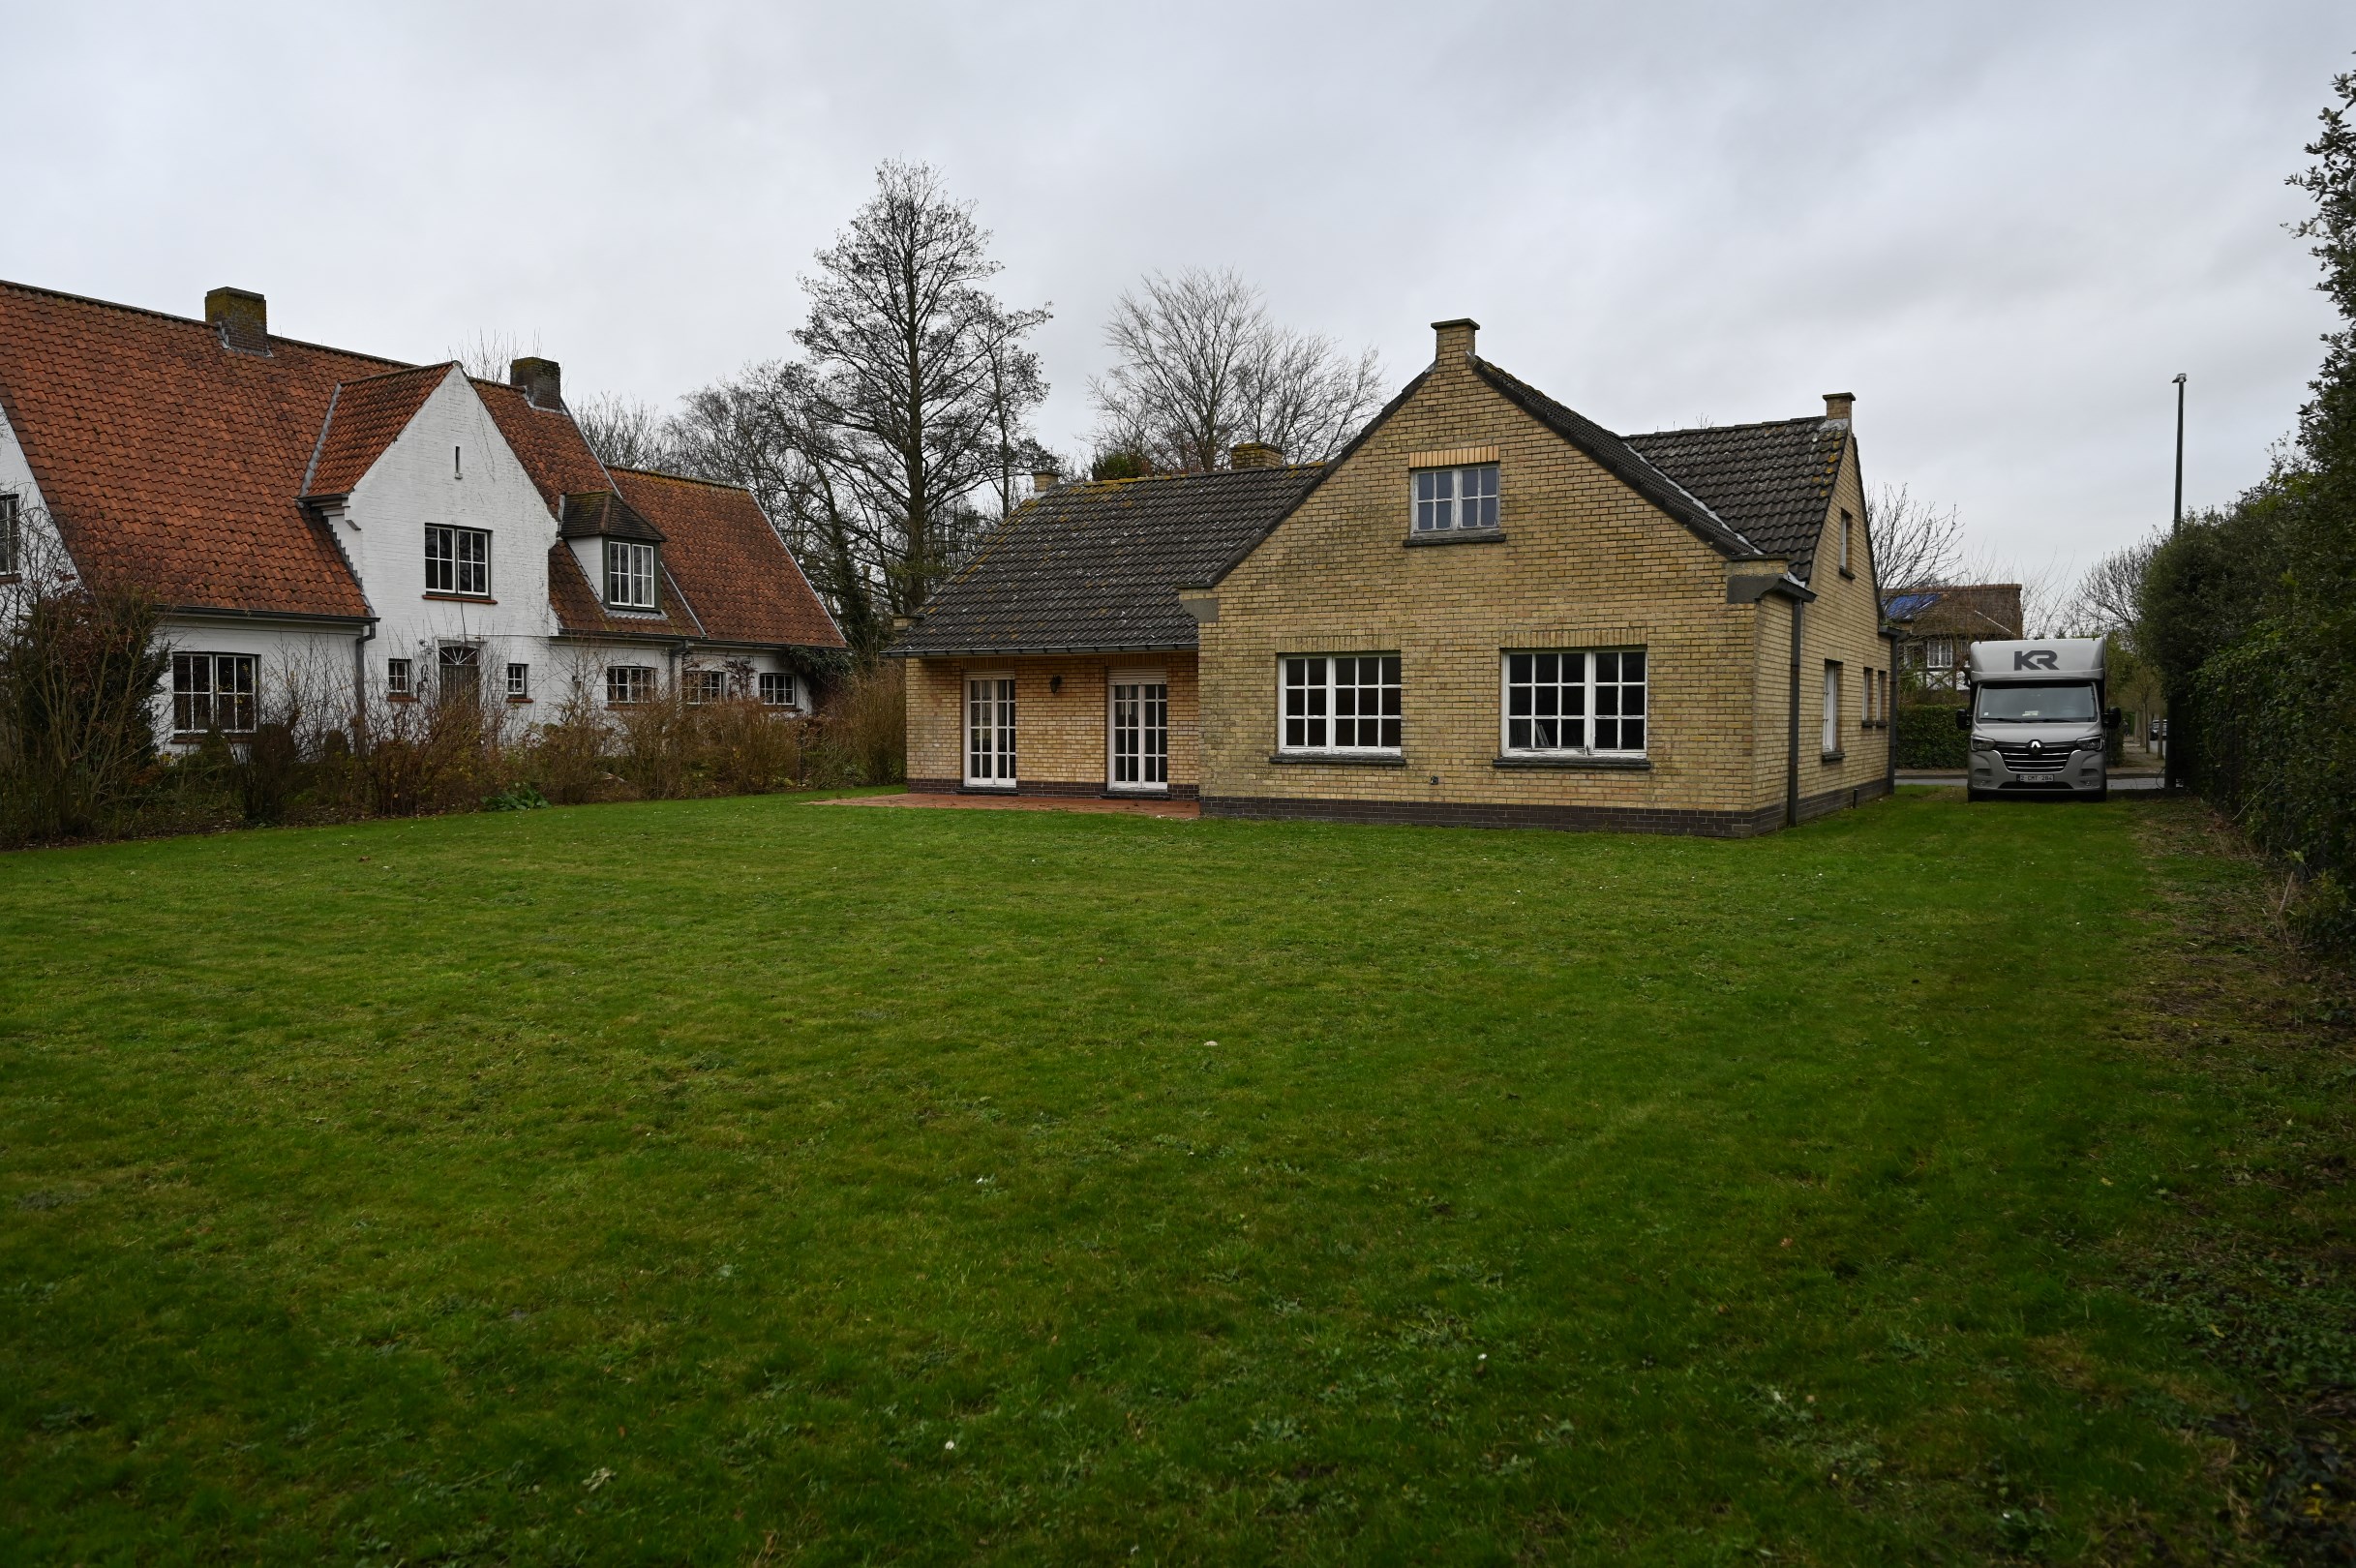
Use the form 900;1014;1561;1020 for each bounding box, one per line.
0;791;2343;1563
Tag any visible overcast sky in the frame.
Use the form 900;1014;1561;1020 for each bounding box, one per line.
7;2;2348;587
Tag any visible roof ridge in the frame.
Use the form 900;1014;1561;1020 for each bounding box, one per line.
0;278;413;370
1626;413;1829;439
336;360;457;388
609;466;742;491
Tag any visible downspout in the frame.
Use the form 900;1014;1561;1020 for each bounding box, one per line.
1786;597;1804;829
352;618;378;744
1884;627;1898;799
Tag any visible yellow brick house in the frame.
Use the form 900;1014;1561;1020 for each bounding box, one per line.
890;317;1894;834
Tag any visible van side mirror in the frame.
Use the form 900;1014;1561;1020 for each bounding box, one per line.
1953;708;1971;732
2103;707;2122;731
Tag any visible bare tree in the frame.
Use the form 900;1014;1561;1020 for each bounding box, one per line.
2064;530;2160;645
573;393;677;471
447;328;540;382
1867;482;1967;590
1089;267;1383;472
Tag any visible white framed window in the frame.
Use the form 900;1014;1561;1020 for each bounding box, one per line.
1282;654;1401;752
606;665;655;707
1500;649;1646;756
966;675;1016;786
385;657;413;698
1108;669;1168;790
505;662;530;701
605;540;657;610
1925;637;1953;671
1823;662;1842;754
424;525;491;596
1410;464;1499;533
172;652;257;734
0;493;19;576
758;671;798;709
685;668;726;705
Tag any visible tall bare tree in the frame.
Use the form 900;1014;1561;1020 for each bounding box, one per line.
1089;268;1383;472
1867;482;1968;591
2065;530;2160;645
573;393;678;471
447;329;540;383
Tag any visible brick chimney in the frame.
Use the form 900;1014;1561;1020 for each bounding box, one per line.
1228;442;1284;469
1031;465;1060;494
510;356;564;410
1823;391;1856;424
1433;317;1479;362
205;287;270;356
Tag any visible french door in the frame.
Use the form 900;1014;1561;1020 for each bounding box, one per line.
1108;672;1168;791
965;676;1016;787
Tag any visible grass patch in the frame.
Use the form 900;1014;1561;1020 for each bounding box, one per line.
1;790;2347;1562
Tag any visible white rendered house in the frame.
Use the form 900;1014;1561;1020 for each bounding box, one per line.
0;281;843;743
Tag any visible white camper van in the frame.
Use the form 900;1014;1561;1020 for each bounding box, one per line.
1957;638;2122;802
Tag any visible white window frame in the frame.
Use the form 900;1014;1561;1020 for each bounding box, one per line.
685;668;727;705
1498;648;1648;758
758;671;798;709
385;656;413;698
1410;463;1499;533
424;524;491;597
1107;667;1169;792
605;540;658;611
1823;661;1842;754
1279;654;1402;755
1839;509;1854;574
505;662;530;701
171;651;257;735
606;664;655;707
965;673;1017;788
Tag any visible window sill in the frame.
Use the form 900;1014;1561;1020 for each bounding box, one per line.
1838;567;1856;580
505;696;533;705
171;731;256;743
385;694;418;704
1493;754;1651;771
1821;750;1846;764
423;591;496;604
1403;528;1507;548
605;604;664;617
959;784;1019;794
1269;750;1406;768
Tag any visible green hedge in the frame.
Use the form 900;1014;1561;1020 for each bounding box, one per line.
1896;704;1969;769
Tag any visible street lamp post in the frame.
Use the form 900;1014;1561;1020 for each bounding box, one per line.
2166;373;2188;793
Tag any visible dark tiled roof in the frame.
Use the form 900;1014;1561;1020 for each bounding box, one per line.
892;465;1325;656
1470;359;1764;558
559;489;664;543
1623;416;1849;577
612;468;845;648
0;279;399;618
303;363;455;498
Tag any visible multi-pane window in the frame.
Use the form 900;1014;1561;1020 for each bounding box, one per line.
966;677;1016;785
1109;675;1169;788
685;668;727;705
506;662;530;701
172;652;257;734
758;671;798;709
424;525;491;596
1502;649;1646;755
438;644;481;705
605;540;657;610
1411;464;1499;532
1282;655;1402;751
0;493;20;575
386;657;412;698
1823;662;1843;753
606;665;655;706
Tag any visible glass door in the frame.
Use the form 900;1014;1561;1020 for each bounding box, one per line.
965;676;1016;787
1108;673;1168;791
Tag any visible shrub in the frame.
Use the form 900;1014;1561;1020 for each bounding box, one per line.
821;660;905;785
0;551;171;843
1895;703;1968;769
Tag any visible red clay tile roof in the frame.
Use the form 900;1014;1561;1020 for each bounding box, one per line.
0;279;397;617
302;363;455;498
471;377;612;511
611;468;845;648
545;542;704;640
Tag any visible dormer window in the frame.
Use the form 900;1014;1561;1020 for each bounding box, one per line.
605;540;657;610
1411;462;1498;532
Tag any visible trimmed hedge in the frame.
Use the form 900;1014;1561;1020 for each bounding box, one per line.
1896;703;1969;769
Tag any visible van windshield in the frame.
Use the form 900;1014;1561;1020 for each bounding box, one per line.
1976;682;2098;723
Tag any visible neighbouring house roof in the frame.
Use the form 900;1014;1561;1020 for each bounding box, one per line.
612;468;844;648
0;279;398;618
0;277;841;649
1881;583;2023;639
1623;415;1851;578
891;465;1326;656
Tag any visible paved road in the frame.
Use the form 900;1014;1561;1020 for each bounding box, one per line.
1897;771;2170;792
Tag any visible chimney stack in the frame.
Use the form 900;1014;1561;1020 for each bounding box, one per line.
1432;317;1479;362
1228;441;1284;469
205;287;269;355
510;356;564;410
1823;391;1856;424
1031;466;1060;495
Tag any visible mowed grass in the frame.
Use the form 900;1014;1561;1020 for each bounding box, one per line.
0;791;2300;1562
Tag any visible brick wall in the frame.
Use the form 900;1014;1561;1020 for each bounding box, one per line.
905;652;1199;796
